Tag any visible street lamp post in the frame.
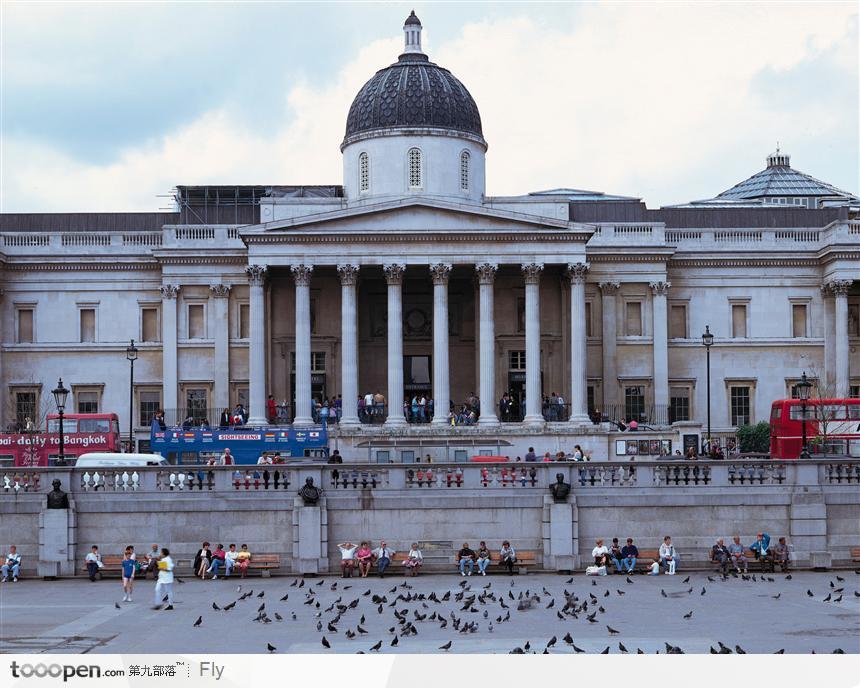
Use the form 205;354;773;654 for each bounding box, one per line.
126;339;138;453
797;371;812;459
701;325;714;455
51;378;69;466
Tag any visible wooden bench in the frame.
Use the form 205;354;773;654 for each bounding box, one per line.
389;549;538;575
851;547;860;564
230;554;281;578
81;554;281;578
709;547;774;573
80;555;130;578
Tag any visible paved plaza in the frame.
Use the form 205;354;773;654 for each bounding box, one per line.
0;571;857;655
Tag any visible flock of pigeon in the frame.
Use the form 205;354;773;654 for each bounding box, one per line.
173;569;857;654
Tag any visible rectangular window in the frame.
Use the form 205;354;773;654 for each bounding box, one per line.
669;387;690;422
188;304;205;339
139;390;162;427
76;391;99;414
624;386;645;422
14;391;37;427
848;304;859;337
669;305;687;339
625;302;642;336
516;297;525;333
584;301;593;338
17;308;34;343
141;307;159;342
290;352;328;373
238;303;250;339
587;385;595;414
731;304;747;338
850;385;860;399
508;351;526;370
792;304;807;338
234;386;249;410
730;386;751;426
185;388;208;423
79;308;96;343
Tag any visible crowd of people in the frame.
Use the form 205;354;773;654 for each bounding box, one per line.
710;532;791;574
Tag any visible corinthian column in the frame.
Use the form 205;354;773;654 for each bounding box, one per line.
599;282;620;411
338;264;360;426
245;266;268;425
567;263;590;424
383;264;406;426
291;264;314;426
522;263;544;424
429;263;452;425
476;263;499;425
209;284;231;413
830;279;852;398
161;285;180;421
650;280;671;417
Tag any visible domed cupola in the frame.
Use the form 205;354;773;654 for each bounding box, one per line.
341;12;487;202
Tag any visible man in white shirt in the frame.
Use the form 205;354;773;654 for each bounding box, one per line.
2;545;21;582
85;545;103;581
591;539;610;567
659;536;678;574
219;448;234;465
372;541;395;578
338;542;358;578
152;548;175;610
364;393;374;418
224;543;239;577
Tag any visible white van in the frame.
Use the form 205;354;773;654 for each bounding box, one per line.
74;453;167;468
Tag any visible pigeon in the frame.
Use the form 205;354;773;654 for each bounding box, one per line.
683;576;690;583
299;579;305;588
390;636;398;646
193;616;202;627
267;643;276;653
563;633;574;645
683;611;693;619
280;594;289;602
573;643;585;653
488;622;494;633
258;603;266;613
357;625;368;635
321;636;330;649
785;575;792;580
718;642;732;654
836;575;844;582
604;590;610;597
510;647;524;654
223;601;236;611
546;599;555;609
565;577;574;584
316;621;323;632
830;580;835;588
547;635;557;648
327;622;338;633
258;591;265;598
607;625;620;635
274;612;283;621
592;580;597;586
291;612;297;620
701;587;707;596
735;645;747;654
774;649;784;654
290;579;297;587
707;576;716;583
600;646;610;654
661;589;668;598
524;641;531;651
369;640;383;652
807;590;814;597
823;593;832;602
833;649;845;654
619;642;628;654
772;593;781;599
710;647;719;654
114;602;121;609
556;611;565;621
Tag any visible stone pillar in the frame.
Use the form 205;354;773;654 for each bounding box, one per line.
292;264;314;427
209;284;231;413
476;263;499;425
160;285;179;419
384;264;406;426
599;282;620;411
245;265;268;426
650;281;671;414
567;263;590;424
430;263;452;425
522;263;544;424
821;284;836;388
830;280;852;398
38;484;77;578
291;467;327;575
337;264;360;426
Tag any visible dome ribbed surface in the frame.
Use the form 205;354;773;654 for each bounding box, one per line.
344;54;483;142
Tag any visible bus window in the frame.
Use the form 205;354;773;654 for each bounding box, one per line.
48;419;78;433
375;450;390;464
79;418;112;433
180;452;201;464
401;450;415;463
454;450;468;462
0;454;14;467
789;406;815;420
770;406;781;420
849;405;860;420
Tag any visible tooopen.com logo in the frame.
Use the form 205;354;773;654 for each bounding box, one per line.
10;662;124;682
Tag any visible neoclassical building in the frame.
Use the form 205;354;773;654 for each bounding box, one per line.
1;13;858;460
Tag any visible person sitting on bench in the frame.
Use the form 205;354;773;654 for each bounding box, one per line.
1;545;21;582
659;536;678;575
373;541;394;578
355;542;373;578
609;538;624;573
235;544;252;578
499;541;517;575
728;535;747;573
592;539;610;567
711;538;731;574
458;543;476;576
337;542;357;578
749;532;772;569
620;538;639;574
772;537;791;572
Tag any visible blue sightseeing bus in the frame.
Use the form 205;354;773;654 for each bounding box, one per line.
149;422;329;465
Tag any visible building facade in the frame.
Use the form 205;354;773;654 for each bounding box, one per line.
1;14;858;460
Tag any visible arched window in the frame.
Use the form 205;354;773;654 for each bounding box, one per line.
408;148;422;188
359;152;370;193
460;150;470;191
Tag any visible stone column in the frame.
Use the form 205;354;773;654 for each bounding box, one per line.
292;264;314;426
160;285;179;420
245;265;268;426
650;281;671;415
383;264;406;426
821;284;836;388
599;282;620;411
476;263;499;425
830;280;852;398
567;263;590;424
337;264;360;426
522;263;544;424
209;284;231;413
430;263;452;425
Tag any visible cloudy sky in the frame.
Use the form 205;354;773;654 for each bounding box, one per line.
2;1;857;212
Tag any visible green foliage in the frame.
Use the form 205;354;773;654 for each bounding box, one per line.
736;421;771;453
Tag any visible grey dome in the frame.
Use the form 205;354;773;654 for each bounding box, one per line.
343;52;484;146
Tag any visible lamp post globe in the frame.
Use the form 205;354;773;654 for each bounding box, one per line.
51;378;69;466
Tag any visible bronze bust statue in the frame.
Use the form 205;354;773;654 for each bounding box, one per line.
46;479;70;509
298;476;321;506
549;473;570;503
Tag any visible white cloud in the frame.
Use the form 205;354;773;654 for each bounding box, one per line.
2;4;856;212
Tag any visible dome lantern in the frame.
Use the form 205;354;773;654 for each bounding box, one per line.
403;11;423;55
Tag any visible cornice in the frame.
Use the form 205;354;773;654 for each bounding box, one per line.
586;254;669;263
157;256;249;265
670;257;819;268
5;261;160;272
244;232;591;244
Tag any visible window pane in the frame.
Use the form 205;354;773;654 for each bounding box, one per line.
142;308;158;342
669;305;686;338
139;391;161;426
359;152;370;192
669;387;690;422
76;391;99;414
188;304;204;339
624;386;645;421
408;148;422;188
732;305;747;338
730;387;750;426
792;304;806;338
185;389;208;422
15;392;36;427
17;309;33;343
460;151;470;191
626;302;641;336
80;309;95;343
239;304;250;339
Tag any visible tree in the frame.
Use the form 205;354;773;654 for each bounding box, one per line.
736;421;770;453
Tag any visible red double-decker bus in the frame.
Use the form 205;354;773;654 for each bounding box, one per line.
1;413;121;467
769;398;860;459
